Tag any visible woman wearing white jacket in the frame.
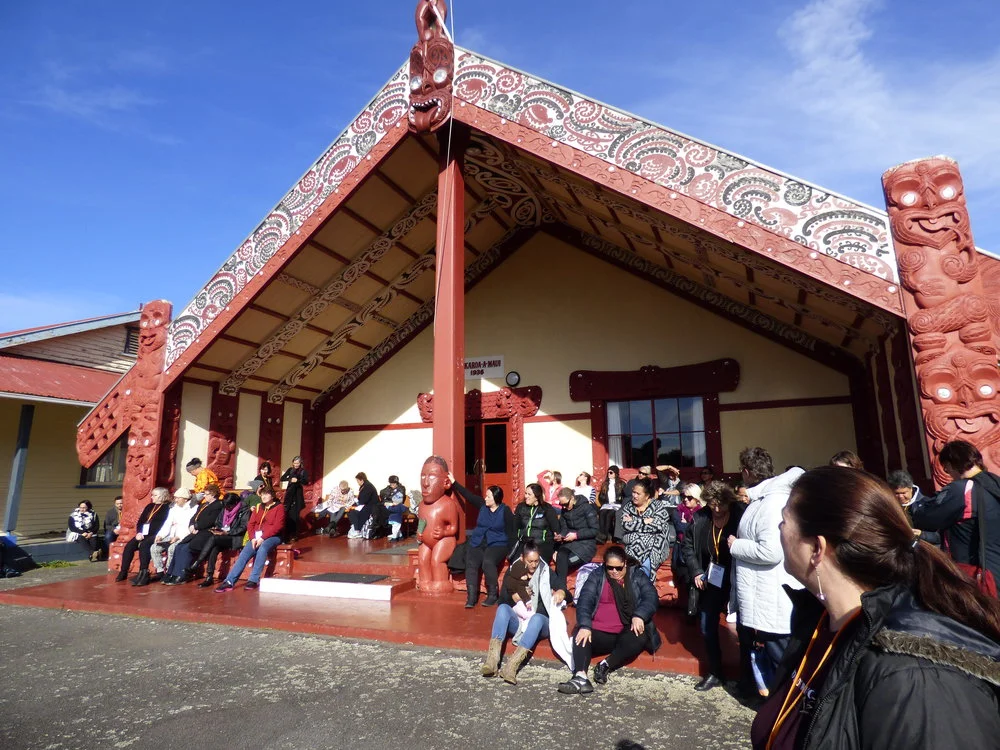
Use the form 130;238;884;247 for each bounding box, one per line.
727;447;804;698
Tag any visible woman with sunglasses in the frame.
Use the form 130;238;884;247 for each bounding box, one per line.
596;466;626;543
557;545;661;694
682;480;745;691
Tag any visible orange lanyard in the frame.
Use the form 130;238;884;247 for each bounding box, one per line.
767;610;861;750
145;503;164;526
712;523;724;558
255;503;274;530
192;501;210;524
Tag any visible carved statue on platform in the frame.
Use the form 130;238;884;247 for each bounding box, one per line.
408;0;453;133
416;455;460;593
883;158;1000;484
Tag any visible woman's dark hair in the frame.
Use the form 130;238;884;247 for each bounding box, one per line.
525;483;544;504
78;500;93;511
604;545;627;564
355;471;368;482
577;471;592;486
259;461;271;473
939;440;985;475
522;539;540;557
632;477;653;499
701;465;715;475
222;492;242;506
788;466;1000;642
701;480;736;508
830;450;864;469
204;483;220;498
552;471;562;484
486;485;503;505
739;446;774;482
185;458;203;470
608;465;620;477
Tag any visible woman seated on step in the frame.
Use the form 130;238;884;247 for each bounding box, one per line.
480;539;572;684
116;487;171;586
191;492;252;587
314;480;355;537
558;545;662;695
67;500;102;562
448;472;515;608
214;486;286;592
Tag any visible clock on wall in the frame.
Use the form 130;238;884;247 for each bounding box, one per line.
505;371;521;387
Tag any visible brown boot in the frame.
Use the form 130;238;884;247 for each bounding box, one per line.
498;646;531;684
481;638;503;677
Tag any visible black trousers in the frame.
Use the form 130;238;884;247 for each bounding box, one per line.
74;534;101;554
554;543;590;592
597;508;617;540
202;535;241;578
120;536;157;573
572;626;647;672
465;544;506;599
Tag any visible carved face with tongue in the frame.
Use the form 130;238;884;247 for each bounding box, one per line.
408;0;453;133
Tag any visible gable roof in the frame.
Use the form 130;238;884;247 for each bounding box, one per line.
0;310;141;349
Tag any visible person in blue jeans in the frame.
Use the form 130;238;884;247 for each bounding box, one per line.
480;540;569;684
215;488;286;592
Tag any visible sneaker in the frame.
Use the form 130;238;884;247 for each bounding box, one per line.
214;581;235;593
197;578;215;588
557;674;594;694
593;660;611;685
244;581;259;590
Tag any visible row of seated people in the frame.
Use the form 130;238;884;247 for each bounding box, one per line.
114;483;287;591
311;473;418;541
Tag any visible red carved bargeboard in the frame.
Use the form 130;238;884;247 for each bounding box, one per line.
883;158;1000;485
418;387;542;504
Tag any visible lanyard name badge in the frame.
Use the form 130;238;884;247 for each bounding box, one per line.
706;561;725;587
141;523;150;536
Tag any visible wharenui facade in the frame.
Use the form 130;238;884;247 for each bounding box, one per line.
77;1;1000;540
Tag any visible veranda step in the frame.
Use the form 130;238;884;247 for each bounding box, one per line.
258;572;416;601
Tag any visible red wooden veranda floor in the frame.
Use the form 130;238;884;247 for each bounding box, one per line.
0;534;738;678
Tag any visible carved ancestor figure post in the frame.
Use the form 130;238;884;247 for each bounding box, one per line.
416;456;460;593
883;158;1000;486
408;0;453;133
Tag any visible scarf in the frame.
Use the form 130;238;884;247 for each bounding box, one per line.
221;503;241;528
605;567;636;627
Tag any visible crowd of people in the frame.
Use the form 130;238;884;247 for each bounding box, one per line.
470;442;1000;750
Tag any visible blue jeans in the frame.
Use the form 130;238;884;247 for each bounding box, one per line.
490;603;549;649
223;536;281;585
169;542;194;577
638;558;654;581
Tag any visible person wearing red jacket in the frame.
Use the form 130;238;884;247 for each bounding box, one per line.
215;487;286;592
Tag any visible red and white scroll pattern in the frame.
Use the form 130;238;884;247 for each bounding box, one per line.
165;64;410;370
453;50;897;283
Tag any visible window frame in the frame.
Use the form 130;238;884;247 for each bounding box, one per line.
78;431;129;487
606;396;710;471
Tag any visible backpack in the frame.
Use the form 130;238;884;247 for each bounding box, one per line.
573;562;601;599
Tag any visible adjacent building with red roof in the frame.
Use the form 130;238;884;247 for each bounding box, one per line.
0;310;141;538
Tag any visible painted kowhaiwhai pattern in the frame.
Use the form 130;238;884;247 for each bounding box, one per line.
453;50;897;283
165;63;410;369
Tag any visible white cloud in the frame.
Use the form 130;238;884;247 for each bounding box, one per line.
633;0;1000;242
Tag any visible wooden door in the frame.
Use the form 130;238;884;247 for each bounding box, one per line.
464;419;512;507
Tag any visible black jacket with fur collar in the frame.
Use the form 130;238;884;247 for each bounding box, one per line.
766;584;1000;750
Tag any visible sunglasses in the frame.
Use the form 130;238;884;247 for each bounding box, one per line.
606;564;626;571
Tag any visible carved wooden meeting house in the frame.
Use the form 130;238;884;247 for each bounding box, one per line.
76;1;1000;565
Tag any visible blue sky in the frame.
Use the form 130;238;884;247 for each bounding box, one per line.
2;0;998;331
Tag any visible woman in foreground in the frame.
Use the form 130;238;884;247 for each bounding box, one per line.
751;466;1000;749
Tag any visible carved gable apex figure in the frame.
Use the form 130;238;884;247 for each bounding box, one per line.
409;0;453;133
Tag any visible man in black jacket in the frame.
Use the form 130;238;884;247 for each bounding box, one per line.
553;487;599;595
887;469;941;547
349;472;381;538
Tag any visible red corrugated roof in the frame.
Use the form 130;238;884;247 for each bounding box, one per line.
0;355;121;404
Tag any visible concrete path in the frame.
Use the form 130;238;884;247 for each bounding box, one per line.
0;602;754;750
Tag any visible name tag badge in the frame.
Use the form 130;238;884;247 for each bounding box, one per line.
707;562;726;588
141;524;150;536
255;530;264;540
222;525;230;532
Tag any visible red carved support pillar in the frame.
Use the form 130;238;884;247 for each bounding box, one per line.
259;401;283;474
111;300;172;572
207;387;239;490
430;128;467;540
883;158;1000;487
156;383;182;489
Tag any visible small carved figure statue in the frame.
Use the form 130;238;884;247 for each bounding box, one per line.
416;455;460;593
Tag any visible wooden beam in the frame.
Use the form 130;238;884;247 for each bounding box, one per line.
373;170;417;203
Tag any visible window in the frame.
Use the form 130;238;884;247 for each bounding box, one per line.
124;327;139;356
81;432;128;485
607;397;707;469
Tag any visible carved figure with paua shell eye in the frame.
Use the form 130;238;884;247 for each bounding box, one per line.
409;0;453;133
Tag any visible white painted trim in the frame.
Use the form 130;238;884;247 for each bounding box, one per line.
0;391;95;408
0;311;142;349
258;576;394;601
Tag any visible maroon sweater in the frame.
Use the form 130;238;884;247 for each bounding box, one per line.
247;501;285;541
